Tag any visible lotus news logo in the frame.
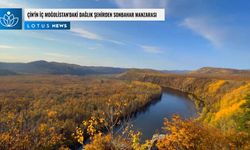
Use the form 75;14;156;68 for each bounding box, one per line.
0;8;22;30
0;11;19;27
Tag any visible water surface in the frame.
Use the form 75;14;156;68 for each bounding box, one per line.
128;88;197;140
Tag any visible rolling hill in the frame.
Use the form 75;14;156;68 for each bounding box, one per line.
1;61;249;79
0;69;18;76
189;67;250;78
0;60;126;76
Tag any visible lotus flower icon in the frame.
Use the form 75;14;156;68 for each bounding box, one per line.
0;11;19;27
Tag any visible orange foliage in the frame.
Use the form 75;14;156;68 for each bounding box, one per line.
208;80;226;93
0;76;161;149
211;83;250;130
156;115;228;150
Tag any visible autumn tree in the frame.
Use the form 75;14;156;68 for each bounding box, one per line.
156;115;228;150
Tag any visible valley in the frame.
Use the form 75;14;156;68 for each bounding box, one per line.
0;61;249;149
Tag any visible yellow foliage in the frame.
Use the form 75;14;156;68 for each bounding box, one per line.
156;115;228;150
73;127;84;144
211;83;250;128
47;110;57;118
214;100;246;122
84;131;152;150
84;134;113;150
0;76;161;149
38;123;48;133
129;130;142;149
139;140;153;150
208;80;226;94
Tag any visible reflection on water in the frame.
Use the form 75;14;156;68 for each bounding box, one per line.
127;88;197;141
81;88;198;149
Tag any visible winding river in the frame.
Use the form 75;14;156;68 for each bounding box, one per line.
81;88;197;149
127;88;198;141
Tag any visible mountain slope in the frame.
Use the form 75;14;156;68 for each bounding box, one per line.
0;60;126;76
161;70;190;74
189;67;250;77
0;69;18;76
118;69;250;135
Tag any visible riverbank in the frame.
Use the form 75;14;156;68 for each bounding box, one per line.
0;76;162;150
128;89;197;141
118;70;250;134
162;87;204;112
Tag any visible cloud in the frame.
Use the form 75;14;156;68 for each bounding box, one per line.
71;28;103;40
25;32;58;41
112;0;168;8
106;39;125;45
180;17;226;47
0;0;27;7
0;45;14;49
44;52;70;58
71;28;125;45
87;43;103;50
0;52;46;62
139;45;163;54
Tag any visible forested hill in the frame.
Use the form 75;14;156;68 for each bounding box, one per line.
0;60;126;76
2;60;249;78
189;67;250;79
118;69;250;137
118;67;250;80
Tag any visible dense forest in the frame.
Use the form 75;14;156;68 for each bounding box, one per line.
118;69;250;149
0;75;161;149
0;67;249;150
118;69;250;132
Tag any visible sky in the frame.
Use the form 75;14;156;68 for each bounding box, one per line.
0;0;250;70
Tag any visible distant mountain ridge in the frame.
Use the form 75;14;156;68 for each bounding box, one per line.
189;67;250;77
161;70;191;74
0;60;126;76
0;69;18;76
0;61;249;78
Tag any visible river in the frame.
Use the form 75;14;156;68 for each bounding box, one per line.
81;88;197;149
126;88;198;141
